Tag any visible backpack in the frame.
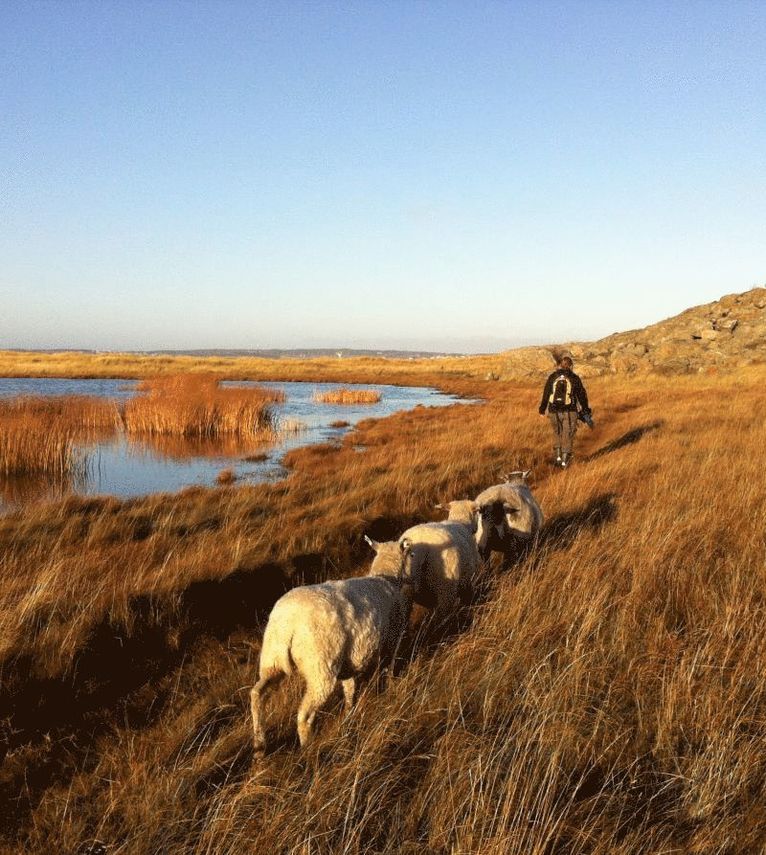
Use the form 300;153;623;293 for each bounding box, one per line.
548;373;573;409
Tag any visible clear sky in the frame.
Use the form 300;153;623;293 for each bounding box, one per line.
2;1;764;353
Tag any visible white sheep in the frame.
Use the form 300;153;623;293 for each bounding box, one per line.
373;519;480;622
250;542;415;752
436;499;489;556
474;470;544;562
436;499;479;529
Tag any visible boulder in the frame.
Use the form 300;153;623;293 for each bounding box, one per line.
610;355;638;373
654;356;691;375
621;342;648;357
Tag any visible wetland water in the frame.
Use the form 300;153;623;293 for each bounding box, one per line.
0;378;467;507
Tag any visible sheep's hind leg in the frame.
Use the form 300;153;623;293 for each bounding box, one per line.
434;588;460;634
297;672;336;748
251;669;284;754
388;625;406;675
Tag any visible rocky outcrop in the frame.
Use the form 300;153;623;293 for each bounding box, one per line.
498;286;766;378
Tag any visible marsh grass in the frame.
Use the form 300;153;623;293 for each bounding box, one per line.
123;374;284;439
1;367;766;853
313;387;382;404
0;380;284;494
216;468;236;485
0;348;498;386
0;396;120;478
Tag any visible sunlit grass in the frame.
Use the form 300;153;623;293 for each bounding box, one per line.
313;387;382;404
0;395;119;477
1;366;766;853
0;347;504;388
122;374;284;439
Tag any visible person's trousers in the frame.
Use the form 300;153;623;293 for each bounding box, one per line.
548;410;578;454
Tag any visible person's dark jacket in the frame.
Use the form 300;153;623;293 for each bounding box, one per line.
539;368;589;414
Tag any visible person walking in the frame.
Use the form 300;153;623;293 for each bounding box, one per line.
539;355;591;468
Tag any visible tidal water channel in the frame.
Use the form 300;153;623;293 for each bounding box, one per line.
0;378;467;508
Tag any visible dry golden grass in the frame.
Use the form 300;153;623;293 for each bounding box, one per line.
313;387;382;404
0;396;119;477
122;374;284;439
0;348;495;386
1;364;766;853
216;468;236;485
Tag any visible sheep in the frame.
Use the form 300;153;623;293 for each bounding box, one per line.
374;518;480;622
474;470;544;563
250;542;415;752
436;499;479;529
435;497;490;554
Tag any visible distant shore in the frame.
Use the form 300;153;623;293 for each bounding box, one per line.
0;348;503;393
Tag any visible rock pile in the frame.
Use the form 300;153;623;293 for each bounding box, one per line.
498;286;766;378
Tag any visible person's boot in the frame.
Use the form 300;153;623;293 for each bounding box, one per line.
554;447;562;467
561;451;572;468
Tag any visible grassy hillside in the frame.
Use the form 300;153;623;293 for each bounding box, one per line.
1;365;765;853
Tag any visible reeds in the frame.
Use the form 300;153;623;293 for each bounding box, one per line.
122;374;284;439
0;417;78;478
0;396;119;478
216;468;236;485
313;387;382;404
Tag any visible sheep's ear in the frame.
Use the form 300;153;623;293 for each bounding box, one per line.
398;537;414;586
502;470;529;483
364;535;380;553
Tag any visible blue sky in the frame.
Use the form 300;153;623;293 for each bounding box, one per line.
2;1;764;352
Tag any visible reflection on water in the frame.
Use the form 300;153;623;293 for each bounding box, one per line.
130;431;283;462
85;434;289;499
0;468;86;507
0;378;469;507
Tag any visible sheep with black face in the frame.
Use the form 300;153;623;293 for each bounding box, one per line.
474;470;544;562
372;518;480;623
